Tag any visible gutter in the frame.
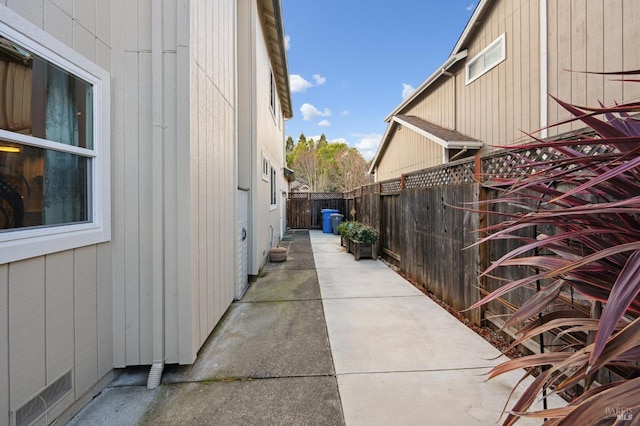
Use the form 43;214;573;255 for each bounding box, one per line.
148;0;165;389
371;50;467;174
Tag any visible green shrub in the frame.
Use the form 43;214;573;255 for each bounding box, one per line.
338;221;378;243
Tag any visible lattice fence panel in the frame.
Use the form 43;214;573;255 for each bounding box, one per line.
404;161;476;188
288;192;344;200
481;142;615;180
380;179;401;194
288;192;309;199
362;184;378;194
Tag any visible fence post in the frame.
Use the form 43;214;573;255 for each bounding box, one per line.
474;154;482;183
400;174;405;190
475;154;488;325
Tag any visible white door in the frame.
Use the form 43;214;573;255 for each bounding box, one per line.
236;189;249;299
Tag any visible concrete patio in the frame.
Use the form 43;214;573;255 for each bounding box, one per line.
66;229;563;425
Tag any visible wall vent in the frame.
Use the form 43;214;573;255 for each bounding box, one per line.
12;370;72;426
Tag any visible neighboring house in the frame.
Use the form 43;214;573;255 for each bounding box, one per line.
0;0;291;425
369;0;640;182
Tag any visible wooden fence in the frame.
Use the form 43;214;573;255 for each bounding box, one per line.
288;143;627;385
287;192;345;230
288;144;606;329
341;143;607;328
344;158;483;323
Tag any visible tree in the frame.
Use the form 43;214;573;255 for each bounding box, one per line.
287;133;371;192
285;135;295;165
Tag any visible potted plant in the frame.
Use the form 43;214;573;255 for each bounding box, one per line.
338;221;378;260
337;221;352;248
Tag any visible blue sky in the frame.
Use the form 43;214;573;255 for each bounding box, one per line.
281;1;478;161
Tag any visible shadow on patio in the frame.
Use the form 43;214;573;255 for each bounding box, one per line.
67;229;563;425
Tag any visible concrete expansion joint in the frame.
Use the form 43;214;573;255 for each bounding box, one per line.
322;295;425;301
165;372;338;386
337;366;498;377
235;298;324;304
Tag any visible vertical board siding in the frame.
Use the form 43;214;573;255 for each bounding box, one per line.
111;0;238;365
376;125;444;182
96;244;114;378
111;0;127;368
0;264;8;426
45;251;75;384
8;258;46;409
461;1;540;158
603;0;623;106
73;246;98;397
163;42;179;362
123;49;141;365
138;50;154;365
0;2;115;421
378;0;639;181
547;0;640;137
183;0;237;358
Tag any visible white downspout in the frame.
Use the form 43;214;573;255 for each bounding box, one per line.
540;0;548;139
449;146;468;162
148;0;165;389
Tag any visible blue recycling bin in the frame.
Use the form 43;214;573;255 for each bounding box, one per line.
321;209;339;233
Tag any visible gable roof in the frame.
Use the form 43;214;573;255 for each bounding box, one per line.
367;116;481;174
395;115;482;149
259;0;293;119
383;0;492;122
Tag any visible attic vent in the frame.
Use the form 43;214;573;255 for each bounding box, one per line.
13;370;72;426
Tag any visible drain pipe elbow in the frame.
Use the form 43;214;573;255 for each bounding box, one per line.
147;361;165;389
449;146;468;162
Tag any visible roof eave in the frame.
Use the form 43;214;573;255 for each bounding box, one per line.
383;50;467;122
393;116;482;149
367;120;397;174
450;0;493;55
260;0;293;119
383;0;493;123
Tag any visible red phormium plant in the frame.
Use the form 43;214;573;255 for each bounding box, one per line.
471;75;640;425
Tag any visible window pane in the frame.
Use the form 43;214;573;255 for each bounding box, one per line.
468;57;484;80
484;41;503;68
0;141;89;230
0;36;94;149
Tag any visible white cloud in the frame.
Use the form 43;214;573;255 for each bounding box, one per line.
290;73;326;93
340;110;350;116
317;120;331;127
312;74;326;85
352;133;383;162
466;3;476;11
290;74;313;93
402;83;416;100
300;103;331;121
285;35;291;50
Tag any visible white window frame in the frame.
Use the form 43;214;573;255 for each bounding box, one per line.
0;6;111;264
465;33;506;85
261;153;269;181
269;165;277;210
269;70;276;115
